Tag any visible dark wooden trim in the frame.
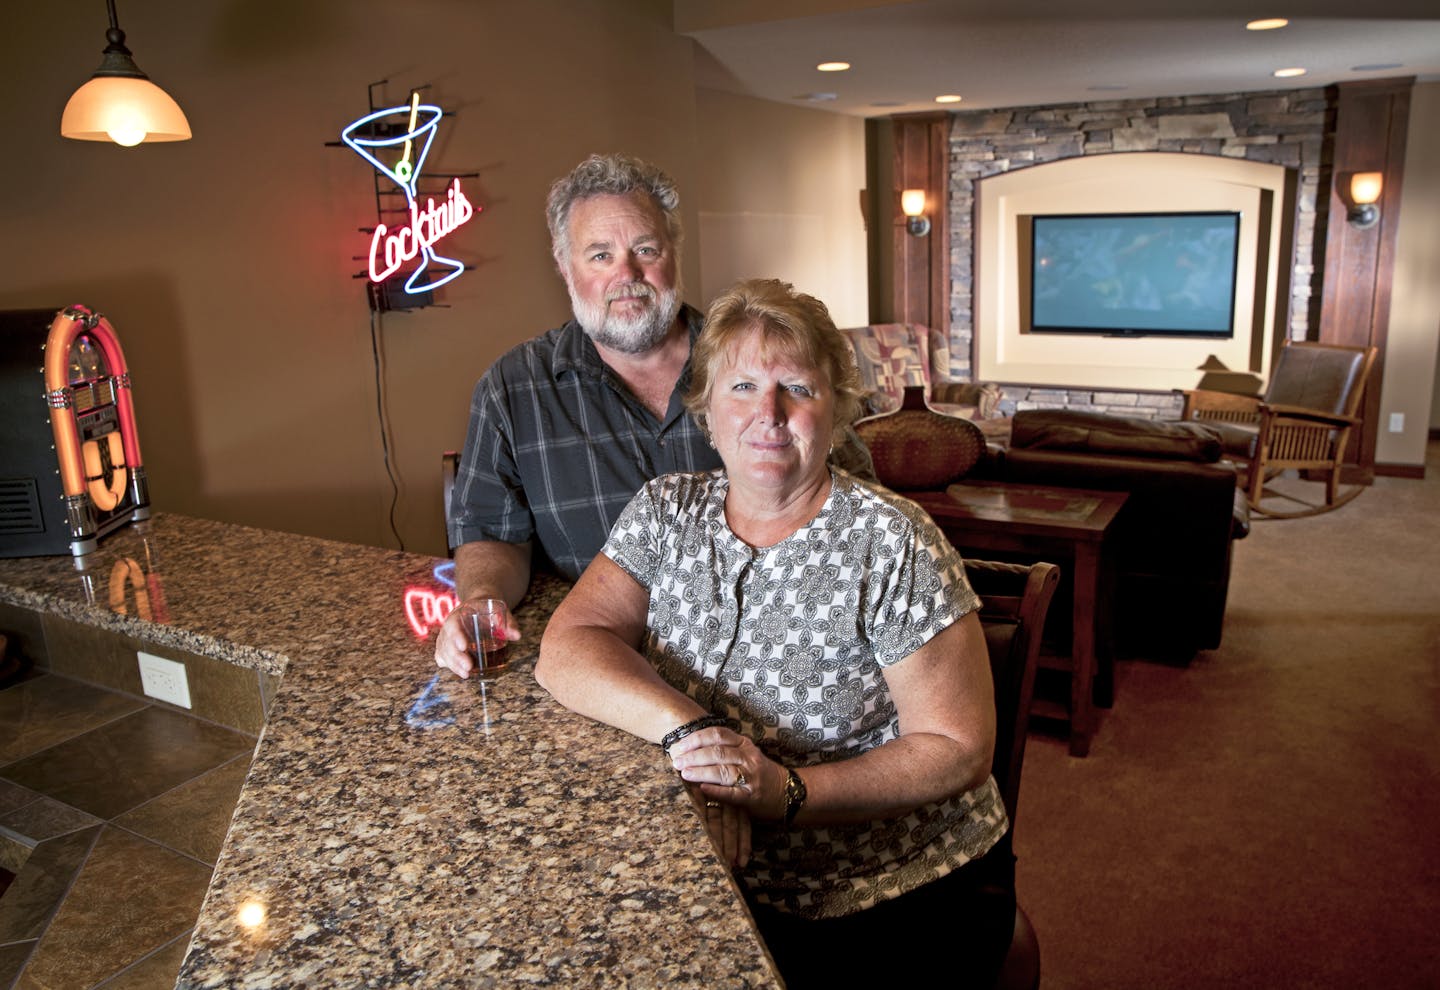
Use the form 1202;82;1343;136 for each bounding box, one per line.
890;112;950;337
1318;76;1414;474
1374;462;1426;480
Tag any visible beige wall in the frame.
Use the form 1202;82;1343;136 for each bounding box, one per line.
693;88;868;326
2;3;876;558
2;1;701;557
1383;81;1440;451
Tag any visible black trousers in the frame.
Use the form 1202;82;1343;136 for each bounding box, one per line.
744;832;1017;990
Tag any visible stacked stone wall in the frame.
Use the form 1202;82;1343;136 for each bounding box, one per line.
944;88;1334;415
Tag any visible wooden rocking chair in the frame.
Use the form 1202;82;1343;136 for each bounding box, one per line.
1180;341;1377;518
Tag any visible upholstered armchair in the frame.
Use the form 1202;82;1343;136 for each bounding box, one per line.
840;322;1001;426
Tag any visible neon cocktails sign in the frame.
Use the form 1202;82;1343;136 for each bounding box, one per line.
341;94;477;295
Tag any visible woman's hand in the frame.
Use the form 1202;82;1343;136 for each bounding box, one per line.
668;727;788;822
687;784;753;867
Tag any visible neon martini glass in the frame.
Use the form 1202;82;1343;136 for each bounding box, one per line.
341;97;466;294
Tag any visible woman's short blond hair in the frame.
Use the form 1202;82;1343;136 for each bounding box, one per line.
685;278;864;443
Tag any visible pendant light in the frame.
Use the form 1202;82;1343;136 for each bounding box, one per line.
60;0;191;146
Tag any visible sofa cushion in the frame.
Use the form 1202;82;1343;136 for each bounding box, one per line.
928;323;953;382
932;381;1003;420
1010;410;1223;463
1203;420;1261;459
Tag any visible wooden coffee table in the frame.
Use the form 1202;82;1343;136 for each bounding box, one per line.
913;480;1128;757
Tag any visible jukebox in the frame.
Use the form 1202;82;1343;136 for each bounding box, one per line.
0;305;151;557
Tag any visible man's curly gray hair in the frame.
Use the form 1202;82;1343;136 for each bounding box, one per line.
545;153;683;270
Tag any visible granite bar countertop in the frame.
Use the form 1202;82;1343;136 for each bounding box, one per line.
0;514;780;988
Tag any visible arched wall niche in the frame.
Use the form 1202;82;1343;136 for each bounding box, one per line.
974;152;1293;393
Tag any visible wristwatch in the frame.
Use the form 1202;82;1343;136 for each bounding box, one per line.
782;768;808;827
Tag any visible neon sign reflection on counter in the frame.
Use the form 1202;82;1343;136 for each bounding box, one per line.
406;563;460;729
404;588;457;639
403;561;459;638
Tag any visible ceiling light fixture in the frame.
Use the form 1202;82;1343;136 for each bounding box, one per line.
1273;67;1307;78
1246;18;1289;31
816;61;850;72
934;94;963;104
61;0;191;145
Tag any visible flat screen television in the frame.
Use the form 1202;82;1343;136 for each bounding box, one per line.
1027;211;1241;338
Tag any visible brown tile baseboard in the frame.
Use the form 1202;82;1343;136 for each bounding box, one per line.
1374;461;1426;479
35;612;272;735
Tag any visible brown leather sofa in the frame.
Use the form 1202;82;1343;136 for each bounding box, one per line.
971;409;1248;662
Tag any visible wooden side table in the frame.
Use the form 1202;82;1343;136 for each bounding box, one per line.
914;481;1128;757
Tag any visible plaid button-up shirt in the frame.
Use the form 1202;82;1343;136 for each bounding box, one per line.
449;306;873;581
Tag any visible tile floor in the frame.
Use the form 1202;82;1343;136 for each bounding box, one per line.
0;669;256;989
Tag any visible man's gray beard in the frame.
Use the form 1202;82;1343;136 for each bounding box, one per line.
570;282;682;355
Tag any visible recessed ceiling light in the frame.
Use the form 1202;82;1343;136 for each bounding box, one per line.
1352;63;1403;72
870;100;904;108
934;94;963;104
1246;18;1289;31
1087;85;1129;92
1273;67;1307;78
794;92;838;102
817;61;850;72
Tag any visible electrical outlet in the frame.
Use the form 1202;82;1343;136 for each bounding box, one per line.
138;652;192;708
1388;412;1404;433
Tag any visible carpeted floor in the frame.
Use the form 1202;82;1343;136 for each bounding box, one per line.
1013;442;1440;989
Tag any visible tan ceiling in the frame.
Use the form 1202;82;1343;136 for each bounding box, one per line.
675;0;1440;117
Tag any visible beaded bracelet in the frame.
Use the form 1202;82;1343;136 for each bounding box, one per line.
661;714;731;754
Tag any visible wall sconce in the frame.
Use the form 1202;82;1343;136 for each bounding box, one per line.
901;189;930;237
61;0;191;146
1347;172;1382;229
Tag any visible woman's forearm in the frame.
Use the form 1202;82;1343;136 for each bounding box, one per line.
536;624;704;744
787;731;991;826
536;554;706;744
669;721;991;828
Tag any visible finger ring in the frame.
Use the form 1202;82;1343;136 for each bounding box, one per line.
705;800;720;809
734;771;748;788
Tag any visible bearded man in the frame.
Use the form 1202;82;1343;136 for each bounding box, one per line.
436;154;871;677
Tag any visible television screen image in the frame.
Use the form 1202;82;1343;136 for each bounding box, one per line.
1029;212;1240;337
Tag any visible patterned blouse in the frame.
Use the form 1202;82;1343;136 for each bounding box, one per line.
602;468;1009;919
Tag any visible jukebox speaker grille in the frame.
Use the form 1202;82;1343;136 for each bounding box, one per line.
0;478;45;535
72;380;115;414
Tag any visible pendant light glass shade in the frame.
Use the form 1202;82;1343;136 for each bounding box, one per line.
62;76;191;145
60;1;191;146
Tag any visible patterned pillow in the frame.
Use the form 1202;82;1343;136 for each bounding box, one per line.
841;324;932;413
928;326;953;383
